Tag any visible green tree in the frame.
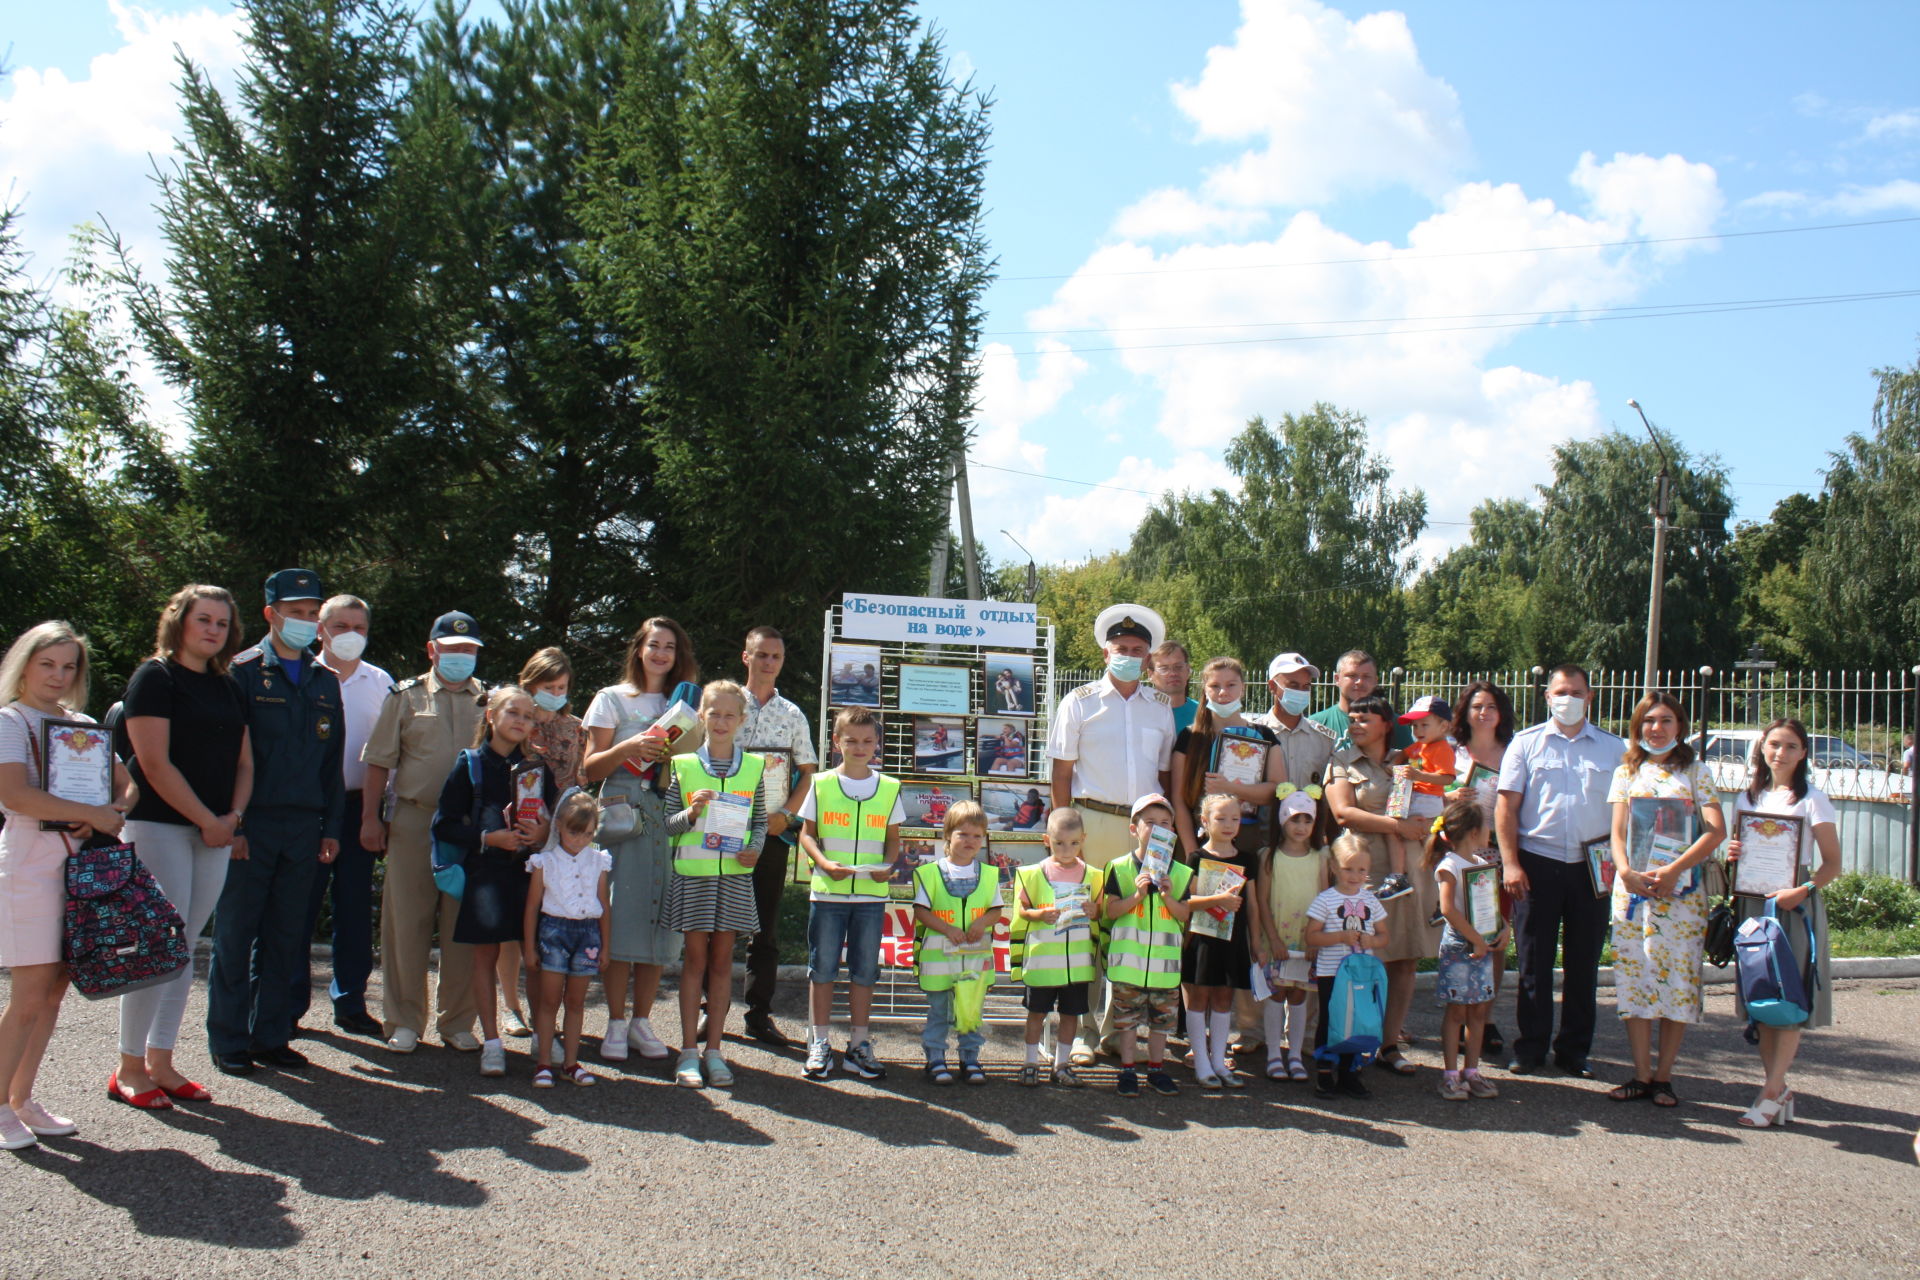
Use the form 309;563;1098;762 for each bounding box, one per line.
1405;498;1542;670
1123;405;1427;669
1802;351;1920;666
1526;431;1738;671
580;0;993;688
1730;491;1825;664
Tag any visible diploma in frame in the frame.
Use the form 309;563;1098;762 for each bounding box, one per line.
1732;811;1805;898
1582;835;1616;898
39;717;114;831
1461;862;1502;936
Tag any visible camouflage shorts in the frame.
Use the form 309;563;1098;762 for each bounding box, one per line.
1109;983;1178;1033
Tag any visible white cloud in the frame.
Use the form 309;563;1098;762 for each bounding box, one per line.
1111;188;1269;241
1012;451;1240;566
1171;0;1469;208
1570;151;1724;252
1864;109;1920;140
1738;179;1920;217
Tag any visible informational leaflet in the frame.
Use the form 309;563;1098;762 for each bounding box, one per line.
699;791;751;855
1190;857;1245;941
1142;824;1177;887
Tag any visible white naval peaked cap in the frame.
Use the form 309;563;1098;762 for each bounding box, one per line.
1093;603;1166;650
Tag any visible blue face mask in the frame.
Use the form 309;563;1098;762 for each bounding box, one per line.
436;651;478;683
533;690;568;713
1638;737;1673;756
1107;654;1143;683
275;614;319;651
1278;687;1312;716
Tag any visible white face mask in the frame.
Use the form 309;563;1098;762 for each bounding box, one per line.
326;631;367;662
1547;693;1586;726
1205;698;1242;718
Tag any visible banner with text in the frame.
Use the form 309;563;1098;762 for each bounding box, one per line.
839;592;1037;648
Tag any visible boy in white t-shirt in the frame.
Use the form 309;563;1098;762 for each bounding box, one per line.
797;707;904;1081
523;792;613;1088
1303;835;1390;1099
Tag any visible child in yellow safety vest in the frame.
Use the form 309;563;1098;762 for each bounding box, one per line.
1010;807;1105;1088
911;801;1002;1085
1102;794;1199;1098
797;707;903;1082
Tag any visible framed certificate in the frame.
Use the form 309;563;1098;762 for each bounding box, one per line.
1732;811;1805;898
747;748;794;814
1625;796;1695;873
1462;862;1502;936
40;717;115;831
1582;835;1615;897
1210;728;1268;789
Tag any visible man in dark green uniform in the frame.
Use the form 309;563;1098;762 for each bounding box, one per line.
208;568;345;1075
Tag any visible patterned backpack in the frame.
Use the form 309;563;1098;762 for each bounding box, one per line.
64;838;191;1000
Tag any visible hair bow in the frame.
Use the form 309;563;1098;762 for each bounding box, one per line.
1430;813;1447;836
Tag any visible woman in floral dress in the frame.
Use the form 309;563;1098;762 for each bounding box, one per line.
1604;691;1725;1108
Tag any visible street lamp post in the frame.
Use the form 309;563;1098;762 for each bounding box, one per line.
1000;530;1038;603
1629;399;1673;694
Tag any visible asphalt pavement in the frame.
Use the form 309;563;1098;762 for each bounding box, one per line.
2;965;1916;1279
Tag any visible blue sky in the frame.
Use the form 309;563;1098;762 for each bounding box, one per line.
7;1;1918;567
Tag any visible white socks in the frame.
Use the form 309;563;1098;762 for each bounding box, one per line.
850;1024;869;1047
1026;1041;1044;1065
1186;1011;1210;1069
1263;1001;1287;1057
1053;1040;1072;1071
1208;1011;1233;1076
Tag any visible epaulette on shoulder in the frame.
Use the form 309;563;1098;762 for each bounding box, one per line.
1302;717;1336;740
231;646;262;665
1068;681;1101;701
1147;688;1171;706
390;676;421;695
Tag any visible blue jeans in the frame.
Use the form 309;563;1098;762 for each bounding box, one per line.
293;790;375;1021
922;988;985;1065
807;899;884;986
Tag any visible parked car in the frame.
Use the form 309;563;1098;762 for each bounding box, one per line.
1690;729;1913;802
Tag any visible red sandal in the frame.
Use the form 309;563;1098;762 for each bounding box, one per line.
107;1071;174;1111
162;1080;212;1102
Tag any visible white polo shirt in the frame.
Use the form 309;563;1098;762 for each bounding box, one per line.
1046;675;1175;807
323;658;394;793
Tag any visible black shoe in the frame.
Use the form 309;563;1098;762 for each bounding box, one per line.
214;1052;257;1076
1555;1056;1596;1079
1482;1022;1506;1055
289;1022;312;1040
1116;1068;1141;1098
1338;1070;1372;1099
251;1045;309;1070
1314;1071;1338;1098
334;1010;383;1038
744;1014;792;1048
1507;1057;1544;1075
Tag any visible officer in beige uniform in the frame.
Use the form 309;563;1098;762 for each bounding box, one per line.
360;611;487;1053
1047;603;1176;1063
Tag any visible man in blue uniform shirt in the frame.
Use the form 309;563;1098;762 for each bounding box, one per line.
207;568;345;1074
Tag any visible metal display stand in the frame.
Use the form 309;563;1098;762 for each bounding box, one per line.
815;603;1057;1024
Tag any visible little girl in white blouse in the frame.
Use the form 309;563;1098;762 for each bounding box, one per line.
523;791;612;1087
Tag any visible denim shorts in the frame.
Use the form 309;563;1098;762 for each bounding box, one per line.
807;898;885;986
536;914;602;977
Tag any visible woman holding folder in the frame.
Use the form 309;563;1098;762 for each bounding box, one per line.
581;617;703;1062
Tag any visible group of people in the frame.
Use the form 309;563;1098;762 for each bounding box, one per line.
0;584;1842;1148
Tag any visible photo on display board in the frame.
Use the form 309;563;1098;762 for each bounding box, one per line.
891;834;942;899
980;781;1050;832
911;716;967;774
828;643;882;707
982;651;1036;717
987;836;1047;877
899;782;967;828
976;716;1030;777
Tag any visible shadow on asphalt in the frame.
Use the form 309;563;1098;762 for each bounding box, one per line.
13;1136;302;1249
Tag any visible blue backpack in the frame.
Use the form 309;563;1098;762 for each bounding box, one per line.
1316;952;1387;1064
1734;899;1817;1037
430;749;485;900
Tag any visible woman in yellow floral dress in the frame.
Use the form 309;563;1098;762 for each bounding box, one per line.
1604;692;1724;1108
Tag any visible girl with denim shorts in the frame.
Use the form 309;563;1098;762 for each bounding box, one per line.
523;792;612;1088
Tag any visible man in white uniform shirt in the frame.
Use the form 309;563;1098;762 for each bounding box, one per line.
295;594;392;1038
1048;603;1175;1064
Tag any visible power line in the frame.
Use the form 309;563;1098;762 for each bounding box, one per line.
995;288;1920;357
999;214;1920;284
984;288;1920;339
969;458;1472;525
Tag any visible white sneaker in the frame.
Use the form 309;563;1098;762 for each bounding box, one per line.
625;1013;672;1059
444;1030;480;1052
628;1018;671;1059
479;1042;506;1077
703;1049;735;1087
0;1106;36;1150
14;1099;76;1137
386;1027;420;1054
601;1018;630;1061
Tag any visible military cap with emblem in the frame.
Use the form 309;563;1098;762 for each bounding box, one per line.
264;567;325;604
429;610;486;646
1092;602;1165;650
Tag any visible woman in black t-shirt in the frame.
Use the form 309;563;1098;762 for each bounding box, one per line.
112;585;253;1109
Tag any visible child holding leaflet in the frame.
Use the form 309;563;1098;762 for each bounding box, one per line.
912;801;1003;1085
523;791;611;1088
1102;794;1195;1098
662;681;767;1089
1428;795;1504;1100
798;707;903;1081
1379;696;1455;901
1181;793;1272;1088
1259;785;1330;1081
1010;807;1104;1088
1304;835;1390;1099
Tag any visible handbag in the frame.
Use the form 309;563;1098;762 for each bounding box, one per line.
1701;857;1738;967
430;749;485;899
64;835;192;1000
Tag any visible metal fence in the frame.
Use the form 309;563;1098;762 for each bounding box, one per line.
1055;664;1920;879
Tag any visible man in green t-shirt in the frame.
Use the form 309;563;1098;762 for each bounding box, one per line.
1309;649;1413;751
